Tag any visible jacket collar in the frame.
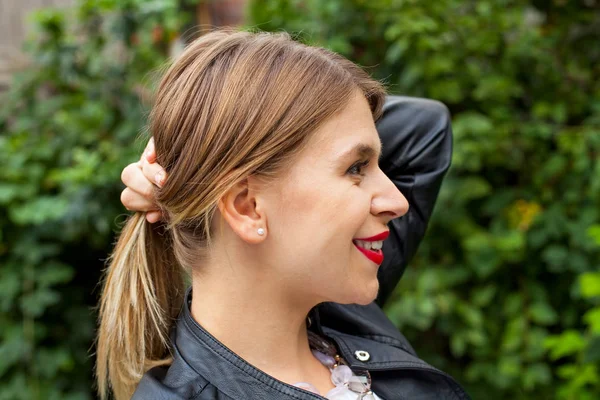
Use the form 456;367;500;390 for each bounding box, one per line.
175;286;327;399
175;287;466;400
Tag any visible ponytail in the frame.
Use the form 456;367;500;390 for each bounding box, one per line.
96;213;184;400
95;28;388;400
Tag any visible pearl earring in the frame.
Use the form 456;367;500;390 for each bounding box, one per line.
257;228;265;236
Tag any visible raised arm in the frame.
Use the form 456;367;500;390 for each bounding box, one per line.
375;96;453;307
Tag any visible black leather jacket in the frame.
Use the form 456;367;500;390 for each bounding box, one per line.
132;96;470;400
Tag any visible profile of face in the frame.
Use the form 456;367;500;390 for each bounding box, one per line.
219;90;409;307
99;31;408;400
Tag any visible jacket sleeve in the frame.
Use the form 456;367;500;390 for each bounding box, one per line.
375;96;453;307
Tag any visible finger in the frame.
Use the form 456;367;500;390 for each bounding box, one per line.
145;210;163;224
120;188;158;212
121;162;156;200
145;138;156;163
140;138;151;162
141;158;167;188
139;137;156;164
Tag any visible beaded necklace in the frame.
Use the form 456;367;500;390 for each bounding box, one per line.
294;330;376;399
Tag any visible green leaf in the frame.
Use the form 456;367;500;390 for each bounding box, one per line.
583;307;600;335
498;354;522;378
529;302;558;326
36;262;75;287
583;337;600;364
471;285;497;307
9;196;69;225
502;316;526;352
587;225;600;246
545;330;587;360
522;363;551;390
20;288;60;318
580;273;600;298
450;334;467;357
541;245;569;272
0;268;21;312
0;326;27;376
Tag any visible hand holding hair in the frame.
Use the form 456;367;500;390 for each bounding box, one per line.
120;137;167;223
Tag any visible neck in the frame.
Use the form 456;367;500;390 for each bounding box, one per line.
189;265;327;387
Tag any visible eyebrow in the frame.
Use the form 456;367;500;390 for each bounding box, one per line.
340;141;383;162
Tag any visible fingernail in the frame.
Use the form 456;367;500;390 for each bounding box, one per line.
155;171;165;187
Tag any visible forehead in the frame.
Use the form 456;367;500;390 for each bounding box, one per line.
308;92;382;160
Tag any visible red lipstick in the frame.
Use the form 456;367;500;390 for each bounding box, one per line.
353;231;389;265
353;244;384;265
354;231;390;241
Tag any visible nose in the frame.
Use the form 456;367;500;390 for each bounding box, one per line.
370;168;409;222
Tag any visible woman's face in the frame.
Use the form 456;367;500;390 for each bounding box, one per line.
258;90;409;306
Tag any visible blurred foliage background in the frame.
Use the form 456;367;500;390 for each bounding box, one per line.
0;0;598;399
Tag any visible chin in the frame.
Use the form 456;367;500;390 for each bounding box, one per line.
359;277;380;304
336;281;380;306
354;291;378;306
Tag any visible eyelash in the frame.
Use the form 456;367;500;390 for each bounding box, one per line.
347;160;370;177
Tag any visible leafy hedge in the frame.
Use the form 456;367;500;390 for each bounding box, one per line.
0;0;598;399
0;1;197;398
248;0;600;398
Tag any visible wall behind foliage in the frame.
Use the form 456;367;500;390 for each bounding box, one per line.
0;0;75;89
0;0;598;399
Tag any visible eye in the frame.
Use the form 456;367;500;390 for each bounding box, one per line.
346;160;370;177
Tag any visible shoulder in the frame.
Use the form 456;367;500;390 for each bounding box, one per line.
132;361;233;400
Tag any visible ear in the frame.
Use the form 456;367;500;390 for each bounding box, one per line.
217;176;267;244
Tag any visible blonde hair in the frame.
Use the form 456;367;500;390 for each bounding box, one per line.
96;29;385;400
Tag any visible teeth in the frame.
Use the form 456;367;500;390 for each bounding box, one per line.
355;240;383;251
357;240;372;250
371;241;383;250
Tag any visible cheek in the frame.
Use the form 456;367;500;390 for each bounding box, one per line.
275;176;367;243
264;169;376;295
271;178;372;274
273;182;334;247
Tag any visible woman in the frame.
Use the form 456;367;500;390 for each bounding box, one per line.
99;30;468;399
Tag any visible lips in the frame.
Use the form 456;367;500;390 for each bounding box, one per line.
353;243;384;265
354;231;390;241
353;230;389;265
